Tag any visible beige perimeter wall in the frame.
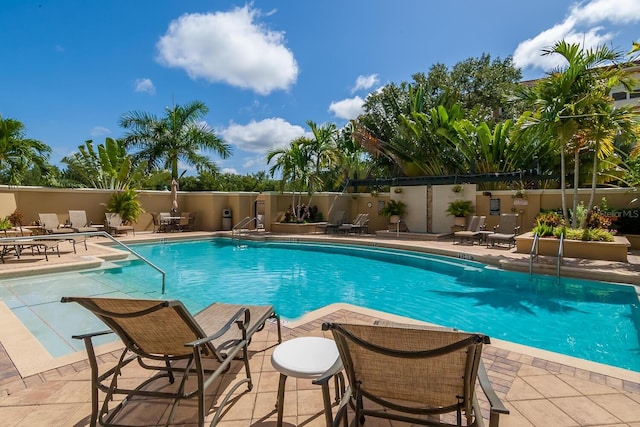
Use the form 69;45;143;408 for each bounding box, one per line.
1;186;638;234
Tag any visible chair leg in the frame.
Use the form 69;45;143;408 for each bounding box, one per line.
276;373;287;427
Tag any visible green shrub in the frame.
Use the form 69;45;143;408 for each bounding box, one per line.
106;189;145;224
564;227;614;242
532;221;555;237
534;211;562;228
446;200;474;217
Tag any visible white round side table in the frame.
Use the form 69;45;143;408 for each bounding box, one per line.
271;336;343;427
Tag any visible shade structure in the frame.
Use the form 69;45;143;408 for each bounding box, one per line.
170;179;179;212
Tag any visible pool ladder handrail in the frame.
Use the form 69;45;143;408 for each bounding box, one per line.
529;232;539;275
557;232;564;278
0;231;166;294
232;216;256;239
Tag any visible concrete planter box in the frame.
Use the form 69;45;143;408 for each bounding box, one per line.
623;234;640;250
515;232;630;262
270;222;325;234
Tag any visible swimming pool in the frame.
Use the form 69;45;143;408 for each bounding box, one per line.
1;238;639;372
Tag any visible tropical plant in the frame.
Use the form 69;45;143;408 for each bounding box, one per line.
105;189;145;224
446;200;474;217
8;210;24;226
380;199;407;217
511;40;638;228
0;216;12;231
0;115;52;185
62;138;168;189
119;100;231;180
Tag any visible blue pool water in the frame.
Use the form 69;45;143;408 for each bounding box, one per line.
1;238;639;372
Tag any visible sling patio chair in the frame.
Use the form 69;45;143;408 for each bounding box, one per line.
61;297;282;427
38;213;75;235
320;322;509;427
69;210;99;233
104;212;135;236
486;213;520;249
338;213;369;234
317;210;345;234
454;215;486;245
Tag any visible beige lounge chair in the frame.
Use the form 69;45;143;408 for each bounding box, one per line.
61;297;282;427
321;322;509;427
338;213;369;234
38;213;75;235
454;215;486;245
317;210;345;234
68;210;99;233
0;238;61;263
487;213;520;249
104;212;135;236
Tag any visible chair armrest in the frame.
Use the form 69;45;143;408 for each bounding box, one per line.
514;226;521;234
71;330;114;340
477;361;509;417
185;307;250;348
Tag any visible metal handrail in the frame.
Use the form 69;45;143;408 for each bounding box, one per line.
557;233;564;278
231;216;255;238
529;232;539;275
0;231;166;294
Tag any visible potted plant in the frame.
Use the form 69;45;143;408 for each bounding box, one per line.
0;216;12;233
446;200;474;227
106;189;145;224
380;199;407;224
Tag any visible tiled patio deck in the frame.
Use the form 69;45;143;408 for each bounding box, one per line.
1;231;640;426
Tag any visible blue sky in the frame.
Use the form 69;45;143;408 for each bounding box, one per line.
2;0;640;176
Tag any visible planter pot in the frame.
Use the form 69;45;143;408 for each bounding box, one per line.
270;222;324;234
453;216;466;227
389;215;400;224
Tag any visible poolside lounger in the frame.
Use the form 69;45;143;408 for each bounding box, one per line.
68;210;99;233
321;322;509;427
104;212;135;236
454;215;486;244
487;213;520;249
61;297;282;427
38;213;75;235
316;210;345;234
338;213;369;234
0;238;61;262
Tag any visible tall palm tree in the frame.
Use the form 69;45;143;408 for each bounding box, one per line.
267;138;315;220
305;120;339;190
0;116;51;185
512;41;631;226
119;101;230;180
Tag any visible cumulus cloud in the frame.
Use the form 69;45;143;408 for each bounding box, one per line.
156;5;298;95
352;74;379;93
513;0;640;72
90;126;111;137
221;167;239;175
220;118;306;153
134;78;156;95
328;96;365;120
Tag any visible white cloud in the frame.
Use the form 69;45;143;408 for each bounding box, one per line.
134;78;156;95
220;118;306;153
328;96;365;120
156;5;298;95
90;126;110;137
221;167;239;175
352;74;379;93
513;0;640;72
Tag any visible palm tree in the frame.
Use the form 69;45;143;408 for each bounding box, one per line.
267;138;317;221
512;41;632;227
119;101;231;180
0;116;51;185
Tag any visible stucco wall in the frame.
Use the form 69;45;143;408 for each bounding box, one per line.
1;186;638;234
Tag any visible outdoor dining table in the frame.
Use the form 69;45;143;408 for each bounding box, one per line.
166;216;184;232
